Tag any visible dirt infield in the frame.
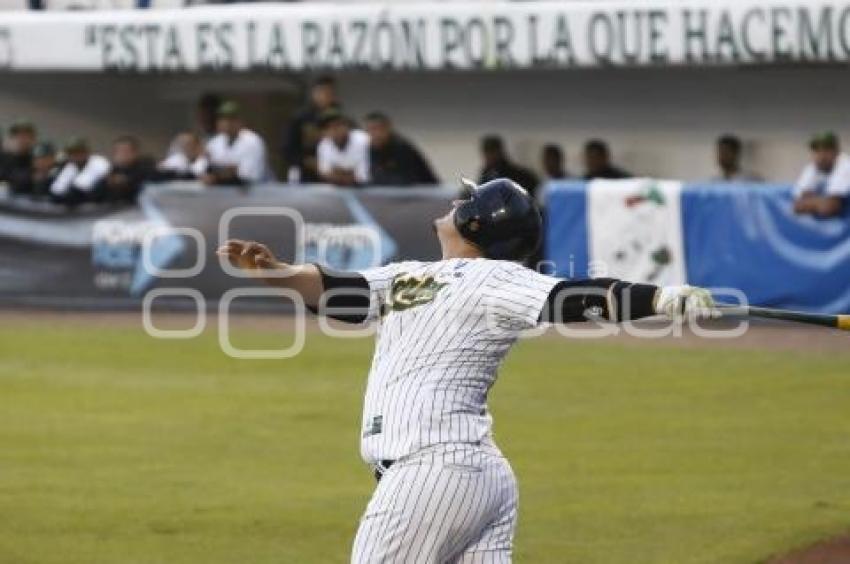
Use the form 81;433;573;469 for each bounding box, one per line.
767;534;850;564
2;309;847;355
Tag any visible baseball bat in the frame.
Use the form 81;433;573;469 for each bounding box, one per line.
716;304;850;331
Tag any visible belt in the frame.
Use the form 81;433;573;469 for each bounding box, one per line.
373;459;395;482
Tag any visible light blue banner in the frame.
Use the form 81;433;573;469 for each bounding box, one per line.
546;181;850;314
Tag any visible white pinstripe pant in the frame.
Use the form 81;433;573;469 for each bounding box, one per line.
351;444;518;564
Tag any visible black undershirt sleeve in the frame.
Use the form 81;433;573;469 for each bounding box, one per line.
306;264;372;324
539;278;658;324
308;269;656;325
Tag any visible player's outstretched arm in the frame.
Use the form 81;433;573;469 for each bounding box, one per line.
217;239;372;324
540;279;717;324
216;239;324;307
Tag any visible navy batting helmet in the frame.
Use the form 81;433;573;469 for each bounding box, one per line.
453;178;542;261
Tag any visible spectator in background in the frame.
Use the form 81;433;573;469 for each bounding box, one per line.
196;93;223;141
2;119;38;195
284;75;341;183
166;93;221;156
204;101;269;186
364;112;439;186
541;143;569;181
536;143;569;209
713;134;762;182
159;132;209;180
478;135;539;199
100;136;155;203
317;109;369;187
583;139;631;180
30;141;60;198
50;137;111;206
793;131;848;218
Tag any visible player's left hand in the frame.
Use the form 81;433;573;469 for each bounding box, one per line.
654;285;719;321
216;239;280;272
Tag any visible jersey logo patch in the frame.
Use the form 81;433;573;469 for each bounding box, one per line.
388;274;448;312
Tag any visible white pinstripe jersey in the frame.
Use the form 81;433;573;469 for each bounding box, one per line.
357;258;559;465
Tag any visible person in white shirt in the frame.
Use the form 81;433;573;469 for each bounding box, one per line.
159;132;209;181
794;131;849;218
203;101;269;186
316;110;369;187
50;137;111;206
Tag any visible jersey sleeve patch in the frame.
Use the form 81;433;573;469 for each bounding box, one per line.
480;261;560;331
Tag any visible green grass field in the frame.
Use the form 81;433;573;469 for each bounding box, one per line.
1;319;849;564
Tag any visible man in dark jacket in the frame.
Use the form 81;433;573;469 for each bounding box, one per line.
477;135;539;199
30;141;61;199
99;136;156;204
283;75;340;183
2;119;38;195
365;112;439;186
541;143;570;181
583;139;632;180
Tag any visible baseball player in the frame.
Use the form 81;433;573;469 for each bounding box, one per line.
217;178;716;563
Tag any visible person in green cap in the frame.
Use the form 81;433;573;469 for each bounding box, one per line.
203;101;269;186
794;131;848;218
